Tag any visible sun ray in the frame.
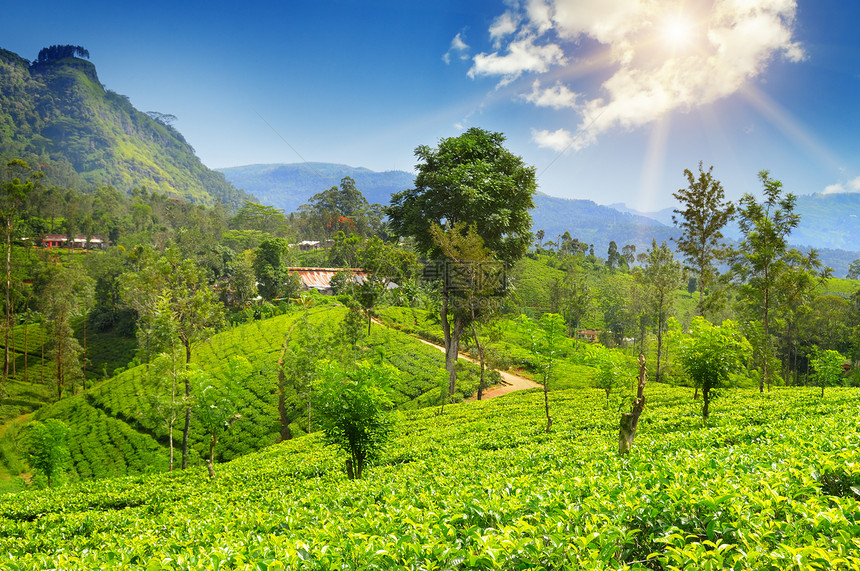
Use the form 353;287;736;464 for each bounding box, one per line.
739;84;843;174
637;114;671;212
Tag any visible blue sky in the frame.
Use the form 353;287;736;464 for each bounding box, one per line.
3;0;859;211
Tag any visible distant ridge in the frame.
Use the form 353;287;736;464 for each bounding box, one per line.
218;163;415;213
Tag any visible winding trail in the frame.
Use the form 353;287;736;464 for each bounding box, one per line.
375;320;541;400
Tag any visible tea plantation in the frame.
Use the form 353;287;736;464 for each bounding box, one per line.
1;385;857;569
1;304;487;484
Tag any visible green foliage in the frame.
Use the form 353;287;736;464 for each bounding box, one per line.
0;386;858;568
808;346;846;397
388;127;536;267
314;360;395;479
24;419;70;488
677;318;752;419
672;162;735;317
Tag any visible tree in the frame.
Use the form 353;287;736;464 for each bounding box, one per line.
39;263;93;400
192;376;240;478
253;237;299;301
388;128;536;398
519;313;565;432
429;222;505;401
535;229;545;251
774;249;830;384
121;247;224;469
677;318;751;419
301;177;384;238
2;160;40;377
732;171;800;392
847;258;860;281
26;419;71;488
606;241;625;271
672;162;735;317
640;240;685;383
808;346;845;397
313;360;395;479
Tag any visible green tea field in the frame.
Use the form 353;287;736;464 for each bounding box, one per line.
1;385;857;570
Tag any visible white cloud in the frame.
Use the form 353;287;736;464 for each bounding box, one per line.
468;35;566;84
471;0;804;148
524;80;580;109
822;176;860;194
822;183;846;195
489;12;519;47
532;128;574;151
443;33;470;65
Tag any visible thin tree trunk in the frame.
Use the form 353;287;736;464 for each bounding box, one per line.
23;303;28;382
277;325;294;441
181;340;191;469
703;387;711;419
470;308;486;400
619;354;647;454
81;316;87;390
4;220;11;377
655;294;664;383
206;432;216;478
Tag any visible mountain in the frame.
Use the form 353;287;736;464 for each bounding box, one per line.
218;162;415;213
610;193;860;252
607;193;860;276
531;193;675;253
0;46;252;207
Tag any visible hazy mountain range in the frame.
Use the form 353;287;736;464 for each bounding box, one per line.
221;162;859;276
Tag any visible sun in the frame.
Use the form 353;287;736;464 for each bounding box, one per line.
661;15;694;49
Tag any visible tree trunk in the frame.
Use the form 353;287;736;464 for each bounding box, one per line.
206;432;217;478
470;309;486;401
702;387;711;419
619;354;647;455
4;220;11;377
168;420;174;472
181;340;192;469
543;382;552;433
277;327;294;441
655;295;664;383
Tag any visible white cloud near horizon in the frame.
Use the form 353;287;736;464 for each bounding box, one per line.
471;0;804;148
822;175;860;194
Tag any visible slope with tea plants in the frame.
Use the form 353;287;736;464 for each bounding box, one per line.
1;303;485;485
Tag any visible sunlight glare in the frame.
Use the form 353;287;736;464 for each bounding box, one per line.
661;15;694;49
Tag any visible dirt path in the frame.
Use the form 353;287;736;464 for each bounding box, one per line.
401;328;542;400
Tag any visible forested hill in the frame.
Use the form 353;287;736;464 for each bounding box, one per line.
0;46;252;207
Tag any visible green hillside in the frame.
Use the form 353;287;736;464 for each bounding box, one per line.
0;385;857;569
0;303;489;486
0;47;252;207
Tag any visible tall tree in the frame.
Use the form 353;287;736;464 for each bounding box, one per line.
775;249;830;384
39;263;93;400
672;162;735;317
2;160;40;377
732;171;800;392
640;240;685;383
121;247;224;469
253;237;298;301
387;128;536;398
